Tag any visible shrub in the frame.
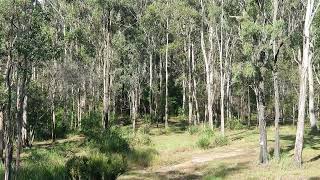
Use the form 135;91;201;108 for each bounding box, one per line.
197;136;211;149
95;127;131;154
66;153;127;180
212;134;229;147
188;126;200;135
16;150;67;180
196;130;229;149
134;133;152;146
226;118;246;130
81;111;103;138
138;123;151;135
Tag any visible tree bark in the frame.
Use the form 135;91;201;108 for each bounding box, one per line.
256;81;268;164
149;38;153;121
200;1;214;129
188;34;192;125
294;0;317;166
165;17;169;129
272;0;280;161
273;71;280;160
308;60;317;133
22;95;28;146
220;0;225;136
0;111;3;160
4;48;13;180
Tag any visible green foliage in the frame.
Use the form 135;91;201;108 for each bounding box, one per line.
188;126;200;135
27;83;52;140
197;129;229;149
81;111;103;138
197;128;214;149
87;127;131;155
15;149;67;180
65;153;127;180
226;118;246;130
212;134;229;148
197;135;211;149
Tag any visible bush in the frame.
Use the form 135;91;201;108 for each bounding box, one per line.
93;127;131;154
138;123;151;135
134;133;152;146
226;118;246;130
66;153;127;180
196;130;229;149
212;134;229;147
197;128;214;149
197;136;211;149
81;111;103;138
16;150;67;180
188;126;200;135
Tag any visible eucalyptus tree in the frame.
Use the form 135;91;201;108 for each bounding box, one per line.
294;0;320;166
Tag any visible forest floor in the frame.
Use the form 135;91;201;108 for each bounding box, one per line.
118;117;320;180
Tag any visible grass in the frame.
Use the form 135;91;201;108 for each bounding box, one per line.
2;117;320;179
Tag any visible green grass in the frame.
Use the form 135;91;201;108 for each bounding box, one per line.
2;117;320;180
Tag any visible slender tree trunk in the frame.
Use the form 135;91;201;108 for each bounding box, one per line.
293;104;295;126
103;11;112;130
308;60;317;133
52;93;56;142
220;0;225;136
200;0;214;130
16;58;28;172
165;18;169;129
188;34;192;125
131;89;137;131
248;87;251;127
4;50;13;180
191;43;200;124
22;95;28;146
256;81;268;164
273;71;280;160
294;0;316;166
0;111;3;160
272;0;280;161
149;43;153;121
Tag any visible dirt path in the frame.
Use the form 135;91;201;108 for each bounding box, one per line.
118;145;257;180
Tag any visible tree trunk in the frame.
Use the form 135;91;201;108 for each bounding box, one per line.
52;93;56;142
165;17;169;129
22;95;28;147
149;42;153;121
188;35;192;125
273;71;280;160
16;58;28;172
248;87;251;127
200;0;214;130
191;43;200;124
294;0;315;166
308;60;317;133
256;81;268;164
0;111;3;161
220;0;225;136
4;51;13;180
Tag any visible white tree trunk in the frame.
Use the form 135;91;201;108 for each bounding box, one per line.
294;0;318;166
308;59;317;132
165;18;169;129
22;96;28;146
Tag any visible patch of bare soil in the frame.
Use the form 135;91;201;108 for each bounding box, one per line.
118;145;256;180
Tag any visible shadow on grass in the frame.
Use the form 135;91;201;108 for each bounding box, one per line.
280;133;320;153
203;162;249;179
